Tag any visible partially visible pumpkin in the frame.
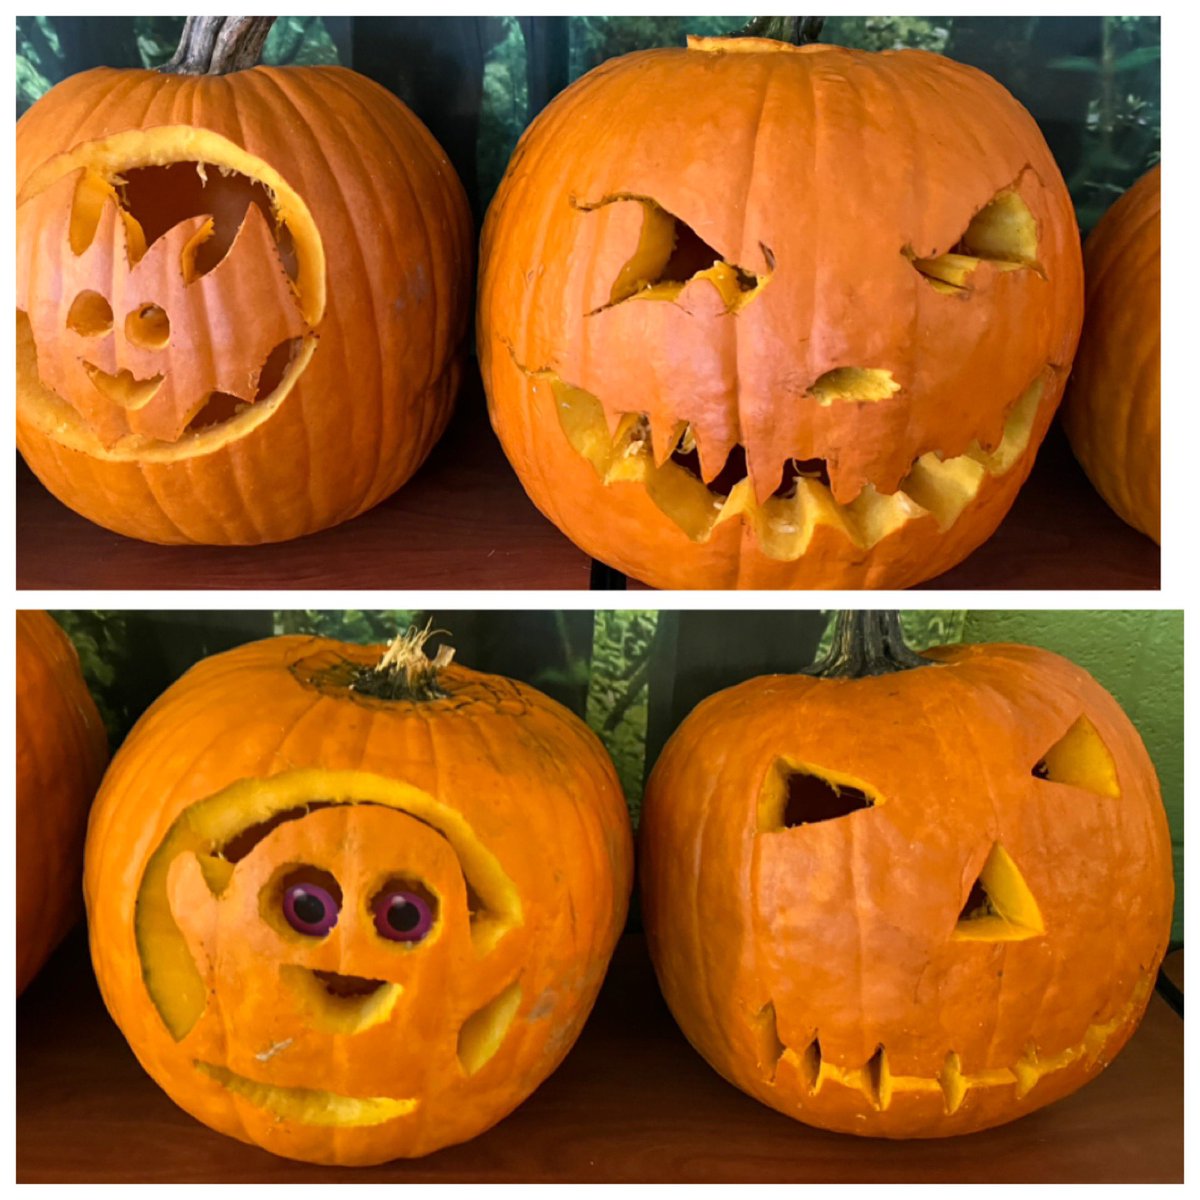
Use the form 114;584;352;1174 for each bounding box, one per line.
85;627;632;1165
17;611;109;994
17;16;472;545
641;612;1173;1137
1062;165;1161;542
479;34;1084;589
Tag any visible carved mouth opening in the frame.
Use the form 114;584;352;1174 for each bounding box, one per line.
765;977;1150;1115
545;368;1047;560
312;970;387;999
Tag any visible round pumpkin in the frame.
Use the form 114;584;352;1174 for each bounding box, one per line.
84;629;632;1165
17;611;109;994
479;35;1084;589
17;17;472;545
1062;165;1160;542
640;613;1172;1136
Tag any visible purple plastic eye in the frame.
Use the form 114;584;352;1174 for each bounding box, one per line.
282;882;340;936
373;889;435;943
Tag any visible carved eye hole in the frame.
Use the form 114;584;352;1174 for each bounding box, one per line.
1032;713;1120;797
280;868;342;938
372;879;438;944
125;302;170;349
758;761;881;832
66;290;113;336
906;186;1041;293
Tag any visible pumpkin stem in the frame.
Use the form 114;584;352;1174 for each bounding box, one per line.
350;620;454;702
161;16;276;76
735;17;825;44
805;611;932;679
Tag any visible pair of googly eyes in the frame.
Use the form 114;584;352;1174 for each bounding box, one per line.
281;882;435;944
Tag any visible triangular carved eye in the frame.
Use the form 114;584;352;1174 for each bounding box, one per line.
1031;714;1120;797
757;760;881;832
952;843;1044;942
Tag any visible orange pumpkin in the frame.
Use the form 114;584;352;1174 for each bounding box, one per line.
17;17;472;545
479;35;1084;589
1062;165;1160;542
17;611;109;994
641;613;1172;1136
84;629;632;1165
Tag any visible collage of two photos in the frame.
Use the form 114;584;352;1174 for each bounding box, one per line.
14;12;1176;1188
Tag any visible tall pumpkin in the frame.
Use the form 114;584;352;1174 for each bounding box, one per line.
17;16;472;545
640;612;1172;1136
17;611;109;994
479;34;1084;589
84;629;633;1165
1062;165;1160;542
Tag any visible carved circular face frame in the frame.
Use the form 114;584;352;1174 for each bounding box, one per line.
16;128;325;457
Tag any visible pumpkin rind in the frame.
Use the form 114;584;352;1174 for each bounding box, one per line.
17;65;472;545
640;641;1172;1136
479;39;1084;589
1062;165;1160;542
84;636;632;1165
17;611;109;994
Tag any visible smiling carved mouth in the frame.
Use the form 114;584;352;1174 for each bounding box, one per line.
196;1061;417;1127
539;368;1048;560
757;974;1152;1114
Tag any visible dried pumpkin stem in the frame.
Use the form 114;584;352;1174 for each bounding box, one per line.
162;16;276;76
805;611;931;678
349;621;455;702
735;17;825;44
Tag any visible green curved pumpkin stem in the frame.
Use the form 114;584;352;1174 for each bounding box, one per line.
161;16;276;75
735;17;825;44
805;611;932;679
350;620;454;702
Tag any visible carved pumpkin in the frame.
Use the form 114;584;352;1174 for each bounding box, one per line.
1062;165;1160;542
641;613;1173;1136
479;36;1084;588
17;611;108;994
17;18;472;545
83;629;632;1165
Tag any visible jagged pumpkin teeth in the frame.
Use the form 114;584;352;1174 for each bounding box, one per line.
549;370;1047;559
480;34;1084;588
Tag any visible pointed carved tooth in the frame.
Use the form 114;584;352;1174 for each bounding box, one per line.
649;413;686;468
939;1052;967;1115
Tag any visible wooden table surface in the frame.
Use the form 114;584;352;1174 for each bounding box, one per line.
17;371;1158;592
17;929;1182;1184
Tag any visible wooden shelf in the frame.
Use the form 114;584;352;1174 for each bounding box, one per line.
17;930;1182;1183
17;368;1158;591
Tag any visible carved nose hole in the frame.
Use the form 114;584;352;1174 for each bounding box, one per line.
66;290;113;337
126;303;171;349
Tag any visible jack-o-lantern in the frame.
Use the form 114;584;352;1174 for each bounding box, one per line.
479;35;1084;588
84;628;632;1165
641;612;1173;1136
1062;165;1160;543
17;17;472;545
17;611;109;994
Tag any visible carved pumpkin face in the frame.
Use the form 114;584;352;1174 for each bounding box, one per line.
17;64;471;545
85;637;632;1165
640;642;1173;1136
479;38;1085;588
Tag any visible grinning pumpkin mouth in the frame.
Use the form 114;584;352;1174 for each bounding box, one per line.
195;1061;417;1127
536;366;1047;560
757;974;1152;1115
